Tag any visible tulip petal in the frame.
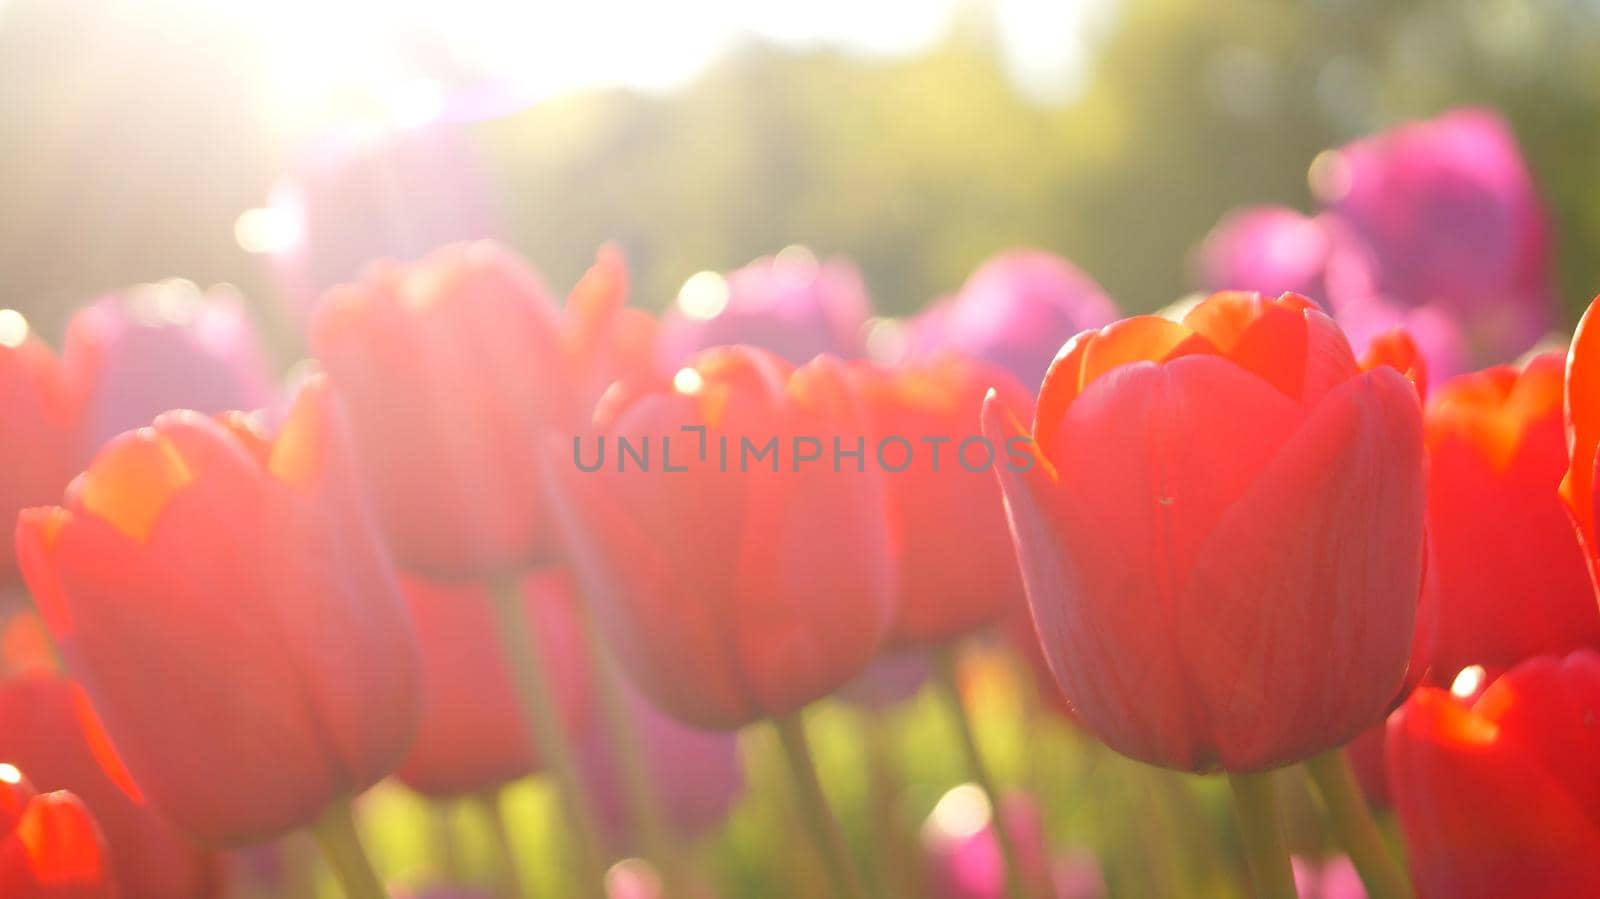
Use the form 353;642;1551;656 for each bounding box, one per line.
1561;294;1600;580
1186;367;1424;770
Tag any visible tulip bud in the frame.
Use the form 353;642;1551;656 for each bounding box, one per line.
658;249;871;370
1318;108;1555;364
15;376;420;844
1388;651;1600;897
1424;353;1600;678
64;283;273;452
311;241;571;578
0;765;116;898
553;347;895;728
849;355;1032;647
909;250;1116;389
984;291;1426;772
0;673;220;898
396;571;591;798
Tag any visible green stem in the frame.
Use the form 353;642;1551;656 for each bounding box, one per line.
1227;771;1298;899
577;603;691;899
488;576;607;899
474;790;529;899
1305;749;1411;899
864;713;922;899
933;646;1040;899
773;712;871;899
311;800;389;899
431;800;467;882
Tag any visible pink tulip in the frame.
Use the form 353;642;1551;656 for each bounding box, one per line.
910;249;1116;388
657;249;871;369
1318;108;1555;363
922;787;1104;899
64;282;274;452
1197;207;1339;301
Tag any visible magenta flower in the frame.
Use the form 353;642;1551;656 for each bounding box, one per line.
909;249;1116;389
1330;294;1469;383
657;248;871;369
64;281;274;452
1293;856;1367;899
1318;108;1555;362
1197;206;1338;301
922;787;1104;899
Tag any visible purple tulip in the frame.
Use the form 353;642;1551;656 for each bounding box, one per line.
1195;206;1340;301
922;786;1105;899
1331;294;1469;383
909;249;1116;390
580;680;745;853
1293;856;1367;899
64;281;274;453
1317;107;1555;362
265;119;506;324
657;248;871;369
837;649;933;711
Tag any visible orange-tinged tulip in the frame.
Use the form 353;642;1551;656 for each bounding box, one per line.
0;311;79;586
1425;352;1600;679
0;767;116;898
1562;294;1600;590
850;355;1033;646
1387;651;1600;897
311;241;570;578
983;292;1426;772
395;570;591;798
14;377;419;845
554;347;894;728
0;672;220;898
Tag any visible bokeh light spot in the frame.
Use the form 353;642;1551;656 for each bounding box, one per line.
677;271;730;320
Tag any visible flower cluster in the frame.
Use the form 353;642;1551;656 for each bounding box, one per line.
0;107;1593;899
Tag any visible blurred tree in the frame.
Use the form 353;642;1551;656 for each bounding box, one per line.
3;0;1600;350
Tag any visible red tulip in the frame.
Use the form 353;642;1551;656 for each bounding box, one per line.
850;355;1032;646
1387;650;1600;897
1425;352;1600;679
14;376;419;844
1561;293;1600;589
396;570;590;797
0;672;220;898
0;310;79;586
553;347;894;728
983;291;1426;772
562;244;663;413
310;241;570;578
0;766;116;898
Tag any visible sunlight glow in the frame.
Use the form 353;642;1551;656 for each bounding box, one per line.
673;367;707;395
201;1;1092;135
0;763;20;785
0;309;29;348
1450;664;1488;699
925;782;991;842
677;271;731;321
235;207;304;255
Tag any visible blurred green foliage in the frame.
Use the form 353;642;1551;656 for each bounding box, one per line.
479;0;1600;324
5;0;1600;344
